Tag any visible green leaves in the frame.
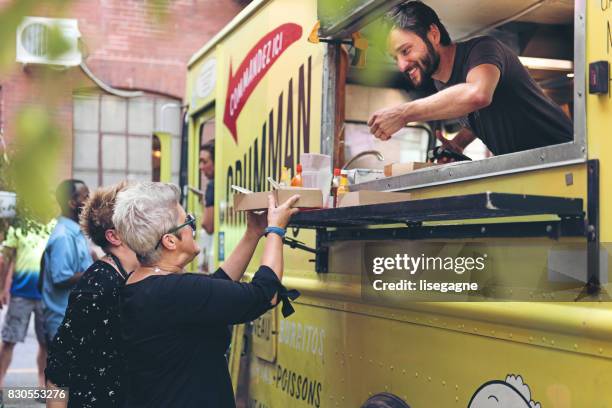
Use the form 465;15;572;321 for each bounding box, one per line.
7;106;62;223
0;0;76;230
147;0;171;24
46;22;72;60
0;0;71;72
0;0;173;234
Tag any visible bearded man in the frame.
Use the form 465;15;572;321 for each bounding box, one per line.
368;1;572;156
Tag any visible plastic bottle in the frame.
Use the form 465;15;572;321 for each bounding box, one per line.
336;173;350;207
291;163;303;187
330;168;341;207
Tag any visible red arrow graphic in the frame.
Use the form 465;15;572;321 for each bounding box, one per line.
223;23;303;144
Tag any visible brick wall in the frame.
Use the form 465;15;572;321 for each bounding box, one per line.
71;0;244;98
0;0;245;178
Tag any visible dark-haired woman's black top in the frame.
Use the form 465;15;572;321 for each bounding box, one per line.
46;260;126;408
120;266;284;408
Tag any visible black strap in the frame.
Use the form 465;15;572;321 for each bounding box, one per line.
108;253;129;282
278;287;300;318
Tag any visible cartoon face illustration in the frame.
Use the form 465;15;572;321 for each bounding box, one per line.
468;375;541;408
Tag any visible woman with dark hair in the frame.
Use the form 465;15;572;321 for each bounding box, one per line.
46;181;139;408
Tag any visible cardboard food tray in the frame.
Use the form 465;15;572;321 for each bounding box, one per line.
384;162;436;177
338;190;412;207
234;187;323;211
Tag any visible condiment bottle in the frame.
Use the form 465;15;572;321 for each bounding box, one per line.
291;163;303;187
336;173;349;206
280;166;291;187
330;168;341;207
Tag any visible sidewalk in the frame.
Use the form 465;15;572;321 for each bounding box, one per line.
1;309;44;408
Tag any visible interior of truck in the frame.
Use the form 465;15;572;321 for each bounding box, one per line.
338;0;576;179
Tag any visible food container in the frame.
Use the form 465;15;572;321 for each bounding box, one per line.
337;190;412;207
234;187;323;211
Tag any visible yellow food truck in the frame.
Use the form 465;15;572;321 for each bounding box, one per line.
183;0;612;406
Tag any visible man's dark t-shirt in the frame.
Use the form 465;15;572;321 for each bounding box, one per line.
205;180;214;207
434;36;573;155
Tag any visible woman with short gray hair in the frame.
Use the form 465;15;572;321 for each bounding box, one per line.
112;182;183;265
113;181;300;408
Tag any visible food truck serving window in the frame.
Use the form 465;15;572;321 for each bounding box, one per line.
319;0;586;191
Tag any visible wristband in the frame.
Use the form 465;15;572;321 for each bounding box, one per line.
264;226;286;238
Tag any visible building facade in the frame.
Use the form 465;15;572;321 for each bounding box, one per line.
0;0;246;187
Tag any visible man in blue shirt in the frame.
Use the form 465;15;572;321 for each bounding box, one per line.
41;179;92;341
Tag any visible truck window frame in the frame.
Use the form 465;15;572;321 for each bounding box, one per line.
320;0;586;192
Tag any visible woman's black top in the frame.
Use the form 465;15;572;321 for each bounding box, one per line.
120;266;288;408
46;260;127;408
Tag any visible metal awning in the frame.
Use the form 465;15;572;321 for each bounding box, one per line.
286;191;586;274
318;0;574;39
289;192;583;228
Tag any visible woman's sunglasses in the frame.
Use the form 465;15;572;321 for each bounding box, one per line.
155;214;197;249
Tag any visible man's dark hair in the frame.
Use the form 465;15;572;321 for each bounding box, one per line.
56;179;86;209
200;141;215;162
386;1;451;46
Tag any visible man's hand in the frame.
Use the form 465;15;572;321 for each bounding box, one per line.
187;186;204;204
0;254;15;309
246;211;268;238
435;130;464;164
434;129;477;164
368;104;408;141
0;289;10;307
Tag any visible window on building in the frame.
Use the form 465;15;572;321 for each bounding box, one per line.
72;93;182;188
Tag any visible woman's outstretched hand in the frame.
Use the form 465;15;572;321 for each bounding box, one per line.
246;211;268;237
267;194;300;229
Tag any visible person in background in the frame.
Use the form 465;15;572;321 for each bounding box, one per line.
41;179;92;343
0;247;4;295
199;141;215;235
0;219;54;391
361;393;411;408
46;181;139;408
198;141;216;272
114;182;299;407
